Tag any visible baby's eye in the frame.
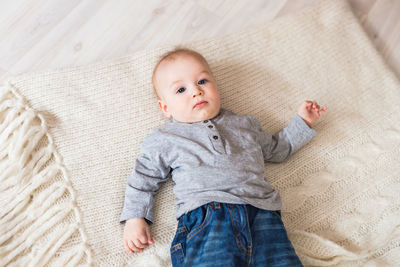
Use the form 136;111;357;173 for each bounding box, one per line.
177;87;186;94
198;79;207;85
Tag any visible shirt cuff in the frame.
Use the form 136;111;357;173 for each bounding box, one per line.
119;206;154;225
285;114;317;154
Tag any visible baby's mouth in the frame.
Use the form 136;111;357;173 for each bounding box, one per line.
194;101;208;109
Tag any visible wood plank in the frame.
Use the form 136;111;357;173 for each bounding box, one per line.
0;0;398;79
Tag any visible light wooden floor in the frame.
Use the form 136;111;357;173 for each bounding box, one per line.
0;0;399;81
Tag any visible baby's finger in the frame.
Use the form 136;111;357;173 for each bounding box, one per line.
305;100;313;107
304;101;312;111
129;240;143;253
146;229;154;244
124;240;133;254
134;239;147;249
139;235;150;246
312;101;317;108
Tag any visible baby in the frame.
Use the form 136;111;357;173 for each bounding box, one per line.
120;47;327;266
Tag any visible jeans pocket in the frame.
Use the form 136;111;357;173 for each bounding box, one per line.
170;224;187;266
186;204;213;242
170;243;185;266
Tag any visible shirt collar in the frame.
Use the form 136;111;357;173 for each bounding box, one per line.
171;108;225;124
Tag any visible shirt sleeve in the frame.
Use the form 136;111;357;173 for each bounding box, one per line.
119;130;172;224
250;114;317;163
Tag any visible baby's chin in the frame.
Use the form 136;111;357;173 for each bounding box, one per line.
173;107;220;123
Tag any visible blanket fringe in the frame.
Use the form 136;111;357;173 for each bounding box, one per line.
0;82;92;266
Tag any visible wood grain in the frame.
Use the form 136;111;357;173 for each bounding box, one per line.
0;0;399;81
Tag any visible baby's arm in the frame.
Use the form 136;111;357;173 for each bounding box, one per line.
120;130;172;253
123;218;154;253
252;100;326;162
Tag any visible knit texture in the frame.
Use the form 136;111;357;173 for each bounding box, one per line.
1;0;400;266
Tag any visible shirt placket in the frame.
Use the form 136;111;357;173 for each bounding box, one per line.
203;119;225;154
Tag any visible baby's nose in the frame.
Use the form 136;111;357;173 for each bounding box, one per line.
192;86;203;97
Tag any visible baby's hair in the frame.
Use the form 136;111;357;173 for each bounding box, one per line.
152;46;211;99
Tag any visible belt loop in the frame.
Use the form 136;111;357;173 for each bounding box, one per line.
209;202;221;209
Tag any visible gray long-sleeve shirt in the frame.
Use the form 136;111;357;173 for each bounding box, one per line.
120;108;317;223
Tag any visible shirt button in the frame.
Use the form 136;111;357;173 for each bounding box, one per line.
213;135;218;140
203;120;208;123
208;125;213;129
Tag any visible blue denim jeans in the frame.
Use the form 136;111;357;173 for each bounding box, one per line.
170;202;303;267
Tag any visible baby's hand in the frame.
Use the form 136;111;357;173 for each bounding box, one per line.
123;218;154;253
297;100;327;127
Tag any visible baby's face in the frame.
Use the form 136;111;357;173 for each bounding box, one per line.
155;54;220;123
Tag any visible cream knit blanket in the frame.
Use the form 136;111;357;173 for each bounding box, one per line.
1;0;400;266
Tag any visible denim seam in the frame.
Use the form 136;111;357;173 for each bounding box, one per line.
170;243;184;264
171;243;182;252
176;226;187;234
179;214;189;233
227;205;251;256
243;206;252;266
187;205;213;241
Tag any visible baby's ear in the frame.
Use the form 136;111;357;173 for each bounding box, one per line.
158;100;172;118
